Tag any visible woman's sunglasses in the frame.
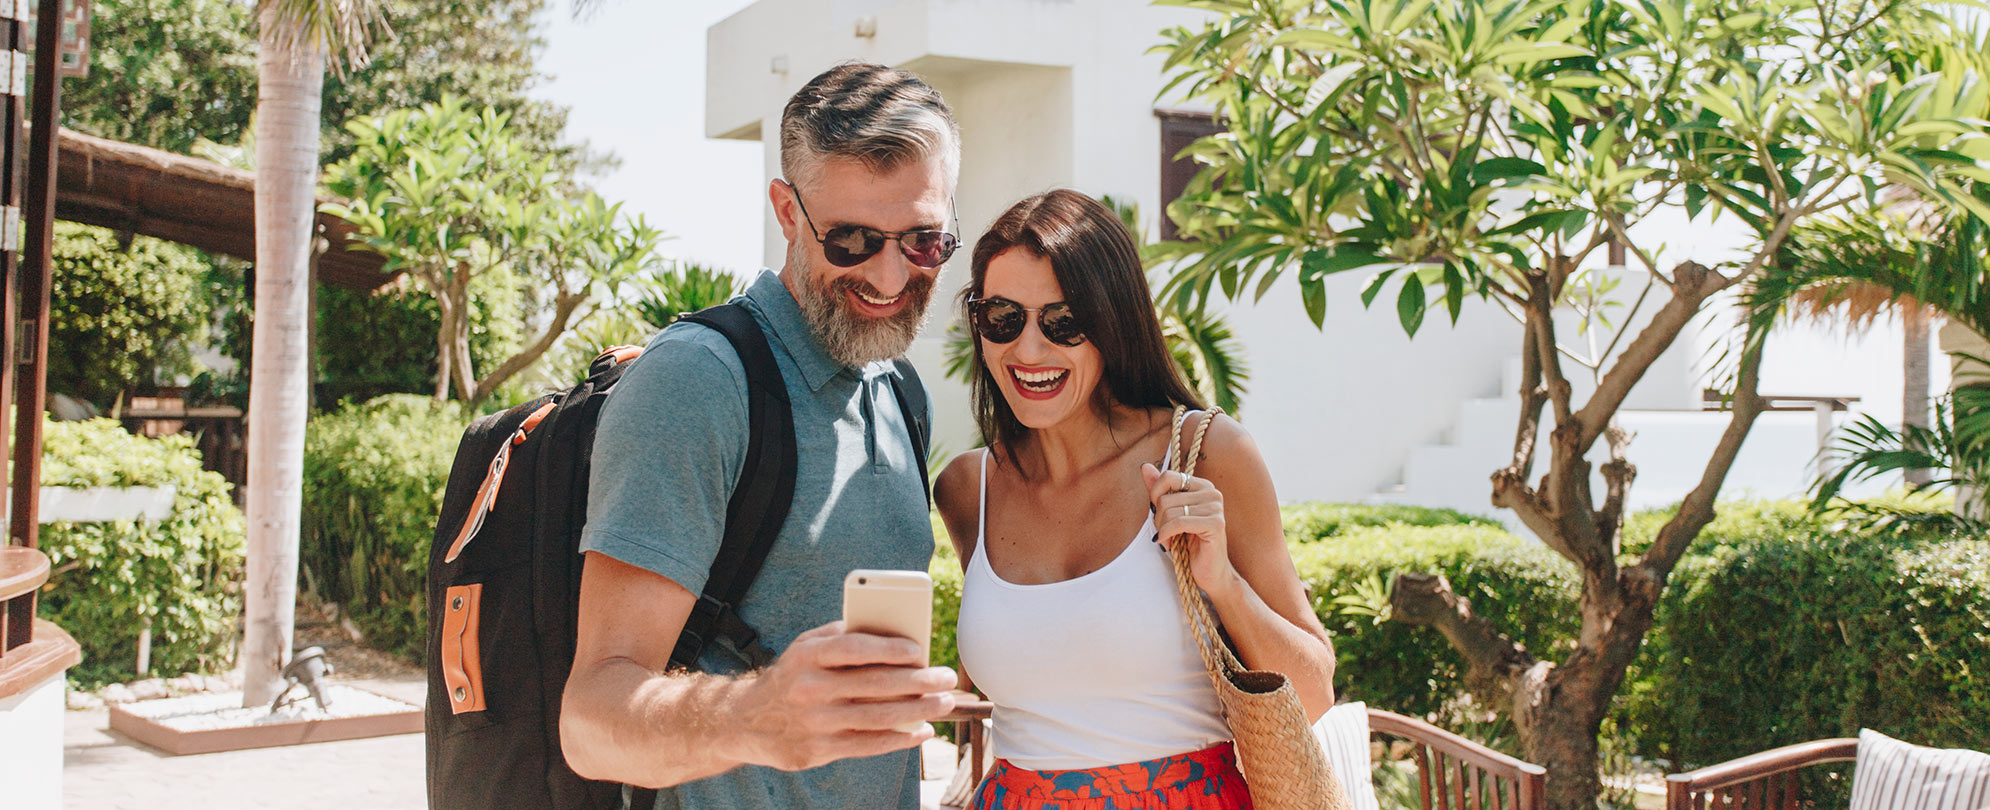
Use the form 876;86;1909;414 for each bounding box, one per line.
967;297;1087;346
788;184;960;269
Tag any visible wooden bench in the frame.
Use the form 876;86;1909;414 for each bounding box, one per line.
1665;738;1860;810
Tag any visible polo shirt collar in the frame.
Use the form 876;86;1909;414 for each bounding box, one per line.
744;269;861;391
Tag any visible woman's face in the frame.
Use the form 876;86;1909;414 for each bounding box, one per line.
978;248;1104;431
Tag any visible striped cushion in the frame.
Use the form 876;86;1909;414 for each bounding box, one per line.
1851;729;1990;810
1312;701;1381;810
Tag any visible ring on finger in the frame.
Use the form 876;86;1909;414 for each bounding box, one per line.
1181;504;1193;518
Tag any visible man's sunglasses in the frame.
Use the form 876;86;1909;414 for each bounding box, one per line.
967;296;1087;346
787;183;960;269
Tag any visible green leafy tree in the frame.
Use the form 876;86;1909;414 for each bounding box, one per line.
48;223;214;407
516;261;745;394
62;0;258;154
322;97;667;404
64;0;582;166
1154;0;1990;804
318;0;599;169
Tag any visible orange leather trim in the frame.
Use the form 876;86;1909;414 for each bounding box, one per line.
442;400;558;564
596;345;642;365
443;442;511;564
515;401;557;443
441;584;486;715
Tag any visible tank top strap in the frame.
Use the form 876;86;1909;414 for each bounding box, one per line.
975;448;991;558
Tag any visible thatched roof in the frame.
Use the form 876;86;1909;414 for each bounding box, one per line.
54;128;393;291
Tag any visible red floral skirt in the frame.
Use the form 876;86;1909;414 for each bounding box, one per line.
969;741;1254;810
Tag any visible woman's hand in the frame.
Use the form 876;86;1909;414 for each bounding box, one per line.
1142;462;1244;602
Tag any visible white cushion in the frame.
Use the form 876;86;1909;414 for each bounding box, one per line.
1312;701;1381;810
1851;729;1990;810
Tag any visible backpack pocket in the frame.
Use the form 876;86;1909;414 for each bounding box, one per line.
440;583;487;715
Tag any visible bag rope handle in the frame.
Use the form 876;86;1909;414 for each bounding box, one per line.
1162;404;1249;683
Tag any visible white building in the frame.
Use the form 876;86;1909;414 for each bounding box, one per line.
706;0;1948;526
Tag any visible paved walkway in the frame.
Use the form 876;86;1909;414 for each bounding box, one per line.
63;672;964;809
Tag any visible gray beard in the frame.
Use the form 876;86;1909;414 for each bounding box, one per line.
791;245;936;368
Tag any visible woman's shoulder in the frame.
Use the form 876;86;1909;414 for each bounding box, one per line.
1176;408;1265;480
934;449;988;517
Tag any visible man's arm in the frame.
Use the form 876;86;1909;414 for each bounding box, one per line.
560;552;959;788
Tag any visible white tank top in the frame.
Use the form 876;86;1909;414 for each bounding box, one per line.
956;450;1231;770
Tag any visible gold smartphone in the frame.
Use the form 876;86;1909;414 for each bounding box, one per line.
842;569;934;733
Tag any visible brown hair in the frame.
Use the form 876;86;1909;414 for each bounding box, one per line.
779;63;959;191
962;189;1204;466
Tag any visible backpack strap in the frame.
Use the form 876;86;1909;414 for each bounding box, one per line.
886;359;932;506
668;303;796;672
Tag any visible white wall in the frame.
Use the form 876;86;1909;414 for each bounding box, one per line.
708;0;1946;511
0;674;65;810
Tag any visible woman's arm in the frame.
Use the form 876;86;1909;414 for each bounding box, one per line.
932;450;985;694
1145;413;1337;720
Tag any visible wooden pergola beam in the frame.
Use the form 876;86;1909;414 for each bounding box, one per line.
54;127;395;291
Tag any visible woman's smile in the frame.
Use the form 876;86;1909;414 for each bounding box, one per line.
1008;365;1071;399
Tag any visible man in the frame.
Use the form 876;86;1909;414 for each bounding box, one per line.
560;64;963;809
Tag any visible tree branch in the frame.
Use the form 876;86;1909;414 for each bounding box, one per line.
1527;270;1576;428
473;290;590;402
1572;260;1723;453
1594;421;1636;554
1390;573;1539;698
1633;340;1767;589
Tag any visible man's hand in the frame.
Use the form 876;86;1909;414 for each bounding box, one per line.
727;621;959;772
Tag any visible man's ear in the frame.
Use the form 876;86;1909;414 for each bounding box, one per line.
769;179;801;243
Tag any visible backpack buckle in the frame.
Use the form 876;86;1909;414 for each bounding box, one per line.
671;595;774;670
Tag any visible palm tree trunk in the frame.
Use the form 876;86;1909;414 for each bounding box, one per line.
1903;306;1933;487
243;2;325;707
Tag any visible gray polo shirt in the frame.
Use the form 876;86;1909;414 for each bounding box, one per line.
581;269;935;810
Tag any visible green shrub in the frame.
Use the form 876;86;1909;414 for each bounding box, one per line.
38;419;246;688
1292;523;1581;716
49;223;215;407
1284;502;1499;543
316;279;522;407
1628;531;1990;767
1620;499;1825;555
930;512;964;676
301;394;469;659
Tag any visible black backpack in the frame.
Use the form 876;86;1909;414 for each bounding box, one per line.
424;302;930;810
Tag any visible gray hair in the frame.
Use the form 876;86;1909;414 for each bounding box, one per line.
779;63;960;192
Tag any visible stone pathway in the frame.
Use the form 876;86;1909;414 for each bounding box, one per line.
62;670;965;809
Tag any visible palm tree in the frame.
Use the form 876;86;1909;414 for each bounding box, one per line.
1752;200;1990;528
1782;193;1946;486
243;0;382;707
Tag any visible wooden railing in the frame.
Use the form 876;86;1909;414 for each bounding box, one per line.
1370;708;1548;810
0;545;79;700
938;696;994;789
1664;738;1857;810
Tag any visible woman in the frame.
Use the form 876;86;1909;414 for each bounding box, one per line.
935;189;1337;810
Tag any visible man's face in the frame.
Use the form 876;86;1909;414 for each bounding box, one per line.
774;156;953;368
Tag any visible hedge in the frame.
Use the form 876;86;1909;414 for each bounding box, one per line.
1289;523;1580;716
300;394;469;659
1627;529;1990;766
39;419;246;687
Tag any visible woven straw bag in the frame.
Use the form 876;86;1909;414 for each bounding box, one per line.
1164;405;1350;810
